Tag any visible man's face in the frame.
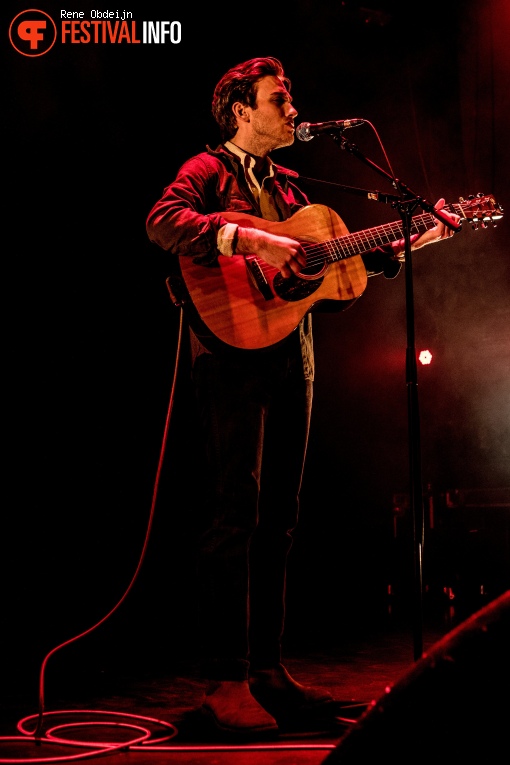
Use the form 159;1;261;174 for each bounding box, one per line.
247;75;298;151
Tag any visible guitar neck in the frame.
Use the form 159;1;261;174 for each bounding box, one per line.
326;204;463;262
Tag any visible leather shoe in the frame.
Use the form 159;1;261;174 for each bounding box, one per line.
249;663;337;729
200;680;279;737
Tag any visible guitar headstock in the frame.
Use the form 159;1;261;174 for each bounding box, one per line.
455;193;504;228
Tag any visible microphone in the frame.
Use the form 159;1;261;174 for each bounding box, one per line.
295;119;365;141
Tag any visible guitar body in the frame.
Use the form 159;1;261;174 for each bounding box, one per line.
172;193;502;350
178;204;367;350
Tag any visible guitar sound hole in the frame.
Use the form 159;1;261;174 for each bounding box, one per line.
273;270;325;302
300;260;327;278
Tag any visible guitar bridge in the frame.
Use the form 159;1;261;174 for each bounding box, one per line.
245;256;274;301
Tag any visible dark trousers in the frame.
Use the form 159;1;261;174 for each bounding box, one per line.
191;347;313;681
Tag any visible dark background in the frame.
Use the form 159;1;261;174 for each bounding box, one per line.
3;1;509;698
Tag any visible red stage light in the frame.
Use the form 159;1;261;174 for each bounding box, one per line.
419;350;433;365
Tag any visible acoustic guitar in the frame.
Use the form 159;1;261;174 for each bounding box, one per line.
171;194;502;350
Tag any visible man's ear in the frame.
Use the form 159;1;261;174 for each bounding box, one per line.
232;101;250;123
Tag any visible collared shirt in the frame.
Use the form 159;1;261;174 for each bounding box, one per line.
217;141;281;256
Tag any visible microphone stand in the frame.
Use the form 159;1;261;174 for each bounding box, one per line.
327;131;461;660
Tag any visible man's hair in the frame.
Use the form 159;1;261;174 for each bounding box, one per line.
212;57;291;140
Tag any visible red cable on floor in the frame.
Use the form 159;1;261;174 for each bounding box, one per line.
0;308;358;762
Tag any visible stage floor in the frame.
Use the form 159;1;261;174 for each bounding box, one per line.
2;591;508;765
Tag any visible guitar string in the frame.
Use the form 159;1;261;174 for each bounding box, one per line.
247;198;495;277
253;212;438;275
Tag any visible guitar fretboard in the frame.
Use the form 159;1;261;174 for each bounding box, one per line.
317;205;465;264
